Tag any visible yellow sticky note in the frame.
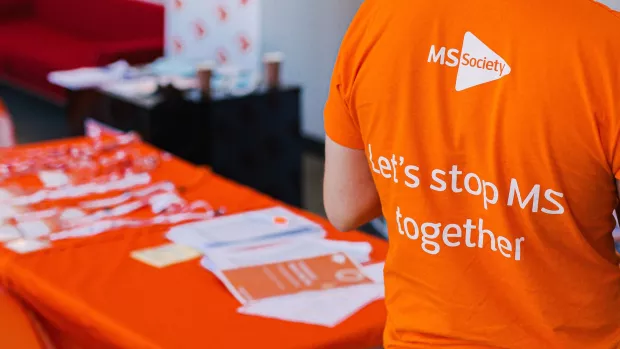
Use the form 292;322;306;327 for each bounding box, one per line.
131;243;202;268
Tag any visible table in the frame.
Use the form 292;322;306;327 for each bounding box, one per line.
0;288;48;349
0;140;387;349
66;85;303;207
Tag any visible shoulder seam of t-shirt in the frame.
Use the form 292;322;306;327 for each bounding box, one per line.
583;0;620;22
344;0;382;111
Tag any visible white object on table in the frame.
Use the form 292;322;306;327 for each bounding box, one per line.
131;243;202;268
16;221;51;239
362;262;385;284
102;78;159;97
5;239;50;254
38;170;71;188
166;206;325;250
0;225;21;242
0;205;18;220
48;61;130;90
201;237;373;271
237;282;384;328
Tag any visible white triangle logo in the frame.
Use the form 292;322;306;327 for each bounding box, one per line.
455;32;511;91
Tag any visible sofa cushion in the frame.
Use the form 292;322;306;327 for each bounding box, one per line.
0;20;100;96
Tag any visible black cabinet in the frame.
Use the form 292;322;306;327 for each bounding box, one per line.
80;86;303;207
207;88;302;207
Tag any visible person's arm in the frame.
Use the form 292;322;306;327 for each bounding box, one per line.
323;137;382;231
322;0;379;231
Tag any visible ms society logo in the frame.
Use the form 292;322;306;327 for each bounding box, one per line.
428;32;511;91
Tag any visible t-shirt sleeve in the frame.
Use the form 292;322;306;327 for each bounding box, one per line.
323;2;375;150
604;114;620;179
324;73;364;149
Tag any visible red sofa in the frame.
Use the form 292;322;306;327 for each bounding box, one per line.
0;0;164;102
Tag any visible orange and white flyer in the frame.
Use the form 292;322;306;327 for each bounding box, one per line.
217;252;374;304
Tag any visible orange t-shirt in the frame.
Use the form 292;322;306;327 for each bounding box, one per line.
324;0;620;348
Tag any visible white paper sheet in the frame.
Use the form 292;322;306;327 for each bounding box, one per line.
0;205;18;220
38;170;71;188
14;209;57;223
166;207;325;250
16;221;51;239
363;262;385;284
5;239;50;254
79;182;175;210
48;61;130;90
102;78;158;97
0;225;21;242
10;173;151;206
0;189;15;201
48;68;117;89
60;208;86;221
156;76;199;91
237;283;384;328
149;193;184;214
201;237;372;271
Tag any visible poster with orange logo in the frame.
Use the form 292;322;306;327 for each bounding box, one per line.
217;253;374;304
165;0;261;71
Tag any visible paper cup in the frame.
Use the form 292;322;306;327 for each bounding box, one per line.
263;52;284;89
197;61;216;97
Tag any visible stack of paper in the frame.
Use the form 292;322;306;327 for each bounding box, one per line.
164;206;385;327
226;256;384;328
102;78;159;97
204;250;385;327
209;253;374;304
199;237;384;327
166;207;326;250
201;237;373;270
48;61;130;90
237;282;384;328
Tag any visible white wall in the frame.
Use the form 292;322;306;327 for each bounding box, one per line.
261;0;364;141
262;0;620;141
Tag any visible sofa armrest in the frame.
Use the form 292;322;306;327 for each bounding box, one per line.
86;0;164;41
95;37;164;66
36;0;164;41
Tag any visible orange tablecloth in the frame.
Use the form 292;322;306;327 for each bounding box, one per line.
0;140;388;349
0;287;48;349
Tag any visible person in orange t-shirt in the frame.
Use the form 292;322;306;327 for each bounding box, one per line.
323;0;620;348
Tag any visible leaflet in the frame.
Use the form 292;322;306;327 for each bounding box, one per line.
166;207;325;250
201;237;372;271
237;262;386;328
213;252;373;305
